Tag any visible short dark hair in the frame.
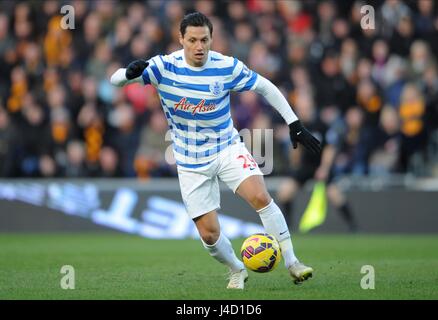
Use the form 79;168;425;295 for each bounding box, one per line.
180;12;213;37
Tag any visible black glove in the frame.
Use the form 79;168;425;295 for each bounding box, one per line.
125;59;149;80
289;120;321;155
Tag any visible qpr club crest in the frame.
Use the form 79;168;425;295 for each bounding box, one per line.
209;81;224;96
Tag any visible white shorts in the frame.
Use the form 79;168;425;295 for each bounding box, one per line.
177;141;264;219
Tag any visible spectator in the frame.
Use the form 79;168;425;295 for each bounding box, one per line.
106;102;141;177
0;0;437;178
135;110;174;178
0;106;14;176
328;106;372;177
356;78;384;127
86;40;112;81
314;49;354;114
369;105;402;175
316;0;338;48
231;21;256;62
371;39;390;87
408;40;437;83
17;99;52;177
339;38;359;85
414;0;435;36
379;0;411;38
98;146;122;177
389;14;416;57
64;140;88;177
398;83;428;171
420;65;438;132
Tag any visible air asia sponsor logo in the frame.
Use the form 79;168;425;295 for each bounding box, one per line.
174;97;217;115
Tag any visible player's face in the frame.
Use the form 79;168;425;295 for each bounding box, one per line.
180;26;212;67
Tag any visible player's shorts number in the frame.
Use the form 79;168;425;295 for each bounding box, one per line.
237;154;258;170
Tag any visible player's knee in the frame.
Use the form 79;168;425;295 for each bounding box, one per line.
252;191;272;210
277;180;297;202
327;184;344;206
276;187;288;203
200;229;220;245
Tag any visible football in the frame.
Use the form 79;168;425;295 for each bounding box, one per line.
240;233;282;273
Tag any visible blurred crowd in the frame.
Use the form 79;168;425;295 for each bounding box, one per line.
0;0;437;179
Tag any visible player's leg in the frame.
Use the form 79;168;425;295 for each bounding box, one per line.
217;142;312;284
277;168;314;226
177;165;247;289
194;209;244;272
326;183;358;232
276;177;300;226
193;210;248;289
235;175;313;283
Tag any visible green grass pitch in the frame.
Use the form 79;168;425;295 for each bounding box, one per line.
0;233;437;300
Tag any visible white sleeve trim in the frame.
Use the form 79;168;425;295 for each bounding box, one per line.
253;75;298;125
110;68;144;87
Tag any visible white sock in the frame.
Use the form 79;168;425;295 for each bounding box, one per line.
201;233;245;272
257;199;298;268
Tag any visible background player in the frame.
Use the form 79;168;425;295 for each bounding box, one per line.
276;91;359;232
110;12;321;289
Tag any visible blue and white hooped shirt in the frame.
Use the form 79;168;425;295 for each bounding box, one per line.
142;49;259;169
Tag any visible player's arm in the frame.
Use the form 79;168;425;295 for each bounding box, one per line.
314;144;336;181
110;60;149;87
253;75;321;155
314;120;343;181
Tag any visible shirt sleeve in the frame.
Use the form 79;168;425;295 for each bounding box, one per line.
142;55;164;87
110;68;144;87
229;58;259;92
252;75;298;125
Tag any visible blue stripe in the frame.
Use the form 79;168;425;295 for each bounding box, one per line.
173;134;238;159
176;161;212;168
162;61;234;76
142;69;151;85
160;77;210;92
173;130;201;146
232;58;239;71
159;58;249;91
172;127;234;146
162;75;254;95
237;72;258;92
224;68;248;90
150;59;162;84
163;108;231;132
161;72;253;93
